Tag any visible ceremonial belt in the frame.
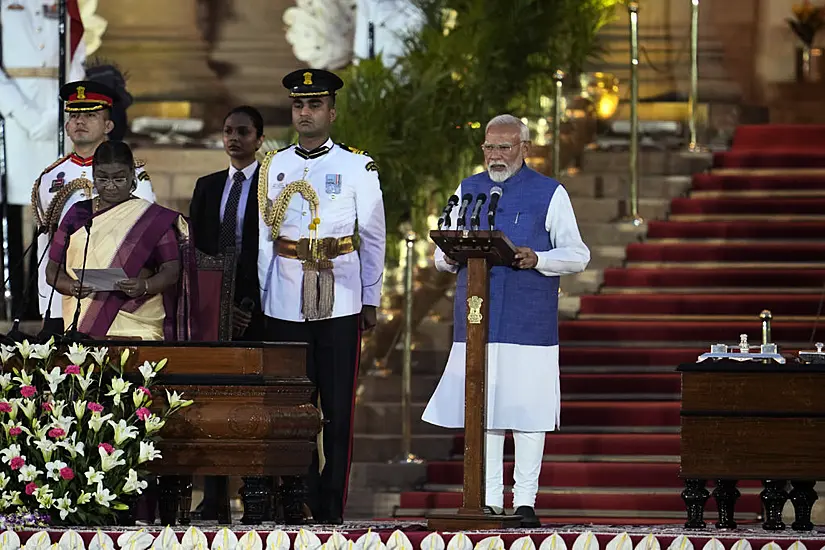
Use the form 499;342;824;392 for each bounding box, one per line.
276;236;355;261
5;67;58;79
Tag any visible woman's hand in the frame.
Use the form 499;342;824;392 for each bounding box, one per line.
70;280;95;298
116;278;149;298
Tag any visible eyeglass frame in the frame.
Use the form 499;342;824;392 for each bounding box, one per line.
480;141;530;154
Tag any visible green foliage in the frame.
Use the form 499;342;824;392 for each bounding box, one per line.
331;0;617;262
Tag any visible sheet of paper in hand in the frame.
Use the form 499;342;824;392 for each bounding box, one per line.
77;268;129;292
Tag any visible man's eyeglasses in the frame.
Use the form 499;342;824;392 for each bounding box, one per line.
95;177;130;187
481;142;527;154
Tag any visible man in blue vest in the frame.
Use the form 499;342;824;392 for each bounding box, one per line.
422;114;590;528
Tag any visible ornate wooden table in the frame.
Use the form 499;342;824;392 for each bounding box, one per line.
678;360;823;531
110;340;320;525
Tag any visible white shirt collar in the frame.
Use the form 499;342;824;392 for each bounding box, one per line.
228;160;259;181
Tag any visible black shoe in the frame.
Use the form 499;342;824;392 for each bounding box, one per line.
514;506;541;528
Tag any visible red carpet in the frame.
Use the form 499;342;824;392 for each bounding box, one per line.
395;125;822;524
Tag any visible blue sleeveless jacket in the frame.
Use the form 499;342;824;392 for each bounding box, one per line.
452;166;560;347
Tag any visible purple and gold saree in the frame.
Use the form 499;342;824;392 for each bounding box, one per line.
50;198;199;340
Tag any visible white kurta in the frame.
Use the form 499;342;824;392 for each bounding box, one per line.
421;183;590;432
35;153;156;318
1;0;85;205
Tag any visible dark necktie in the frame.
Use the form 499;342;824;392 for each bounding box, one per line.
220;170;245;251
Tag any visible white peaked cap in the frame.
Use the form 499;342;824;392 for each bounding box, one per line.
58;531;85;550
152;528;179;550
539;534;567;550
24;533;50;550
759;544;780;550
0;531;20;550
237;532;263;550
118;530;154;550
730;540;751;550
293;531;322;550
447;534;472;550
510;537;536;550
421;534;445;550
89;531;114;550
211;529;239;550
667;536;693;550
386;531;413;550
572;532;599;550
606;534;632;550
701;539;723;550
266;531;291;550
634;535;660;550
474;537;504;550
180;528;208;550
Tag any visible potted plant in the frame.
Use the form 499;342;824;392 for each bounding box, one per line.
787;1;825;80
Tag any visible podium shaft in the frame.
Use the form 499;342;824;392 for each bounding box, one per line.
461;257;489;512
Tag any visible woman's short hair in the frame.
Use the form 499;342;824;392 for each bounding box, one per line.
93;140;135;171
224;105;265;138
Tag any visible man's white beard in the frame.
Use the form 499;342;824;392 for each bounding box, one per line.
488;163;517;183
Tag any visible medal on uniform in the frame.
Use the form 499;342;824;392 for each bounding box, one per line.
49;172;65;192
325;174;341;195
43;2;59;18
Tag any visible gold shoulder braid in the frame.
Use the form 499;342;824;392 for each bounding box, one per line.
257;151;333;320
42;178;93;236
31;178;45;231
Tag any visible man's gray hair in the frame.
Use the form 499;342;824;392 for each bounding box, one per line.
486;114;530;142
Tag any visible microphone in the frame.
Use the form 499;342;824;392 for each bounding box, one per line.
455;193;473;229
437;195;459;229
469;193;487;230
487;186;503;230
44;230;70;325
10;228;57;342
239;297;255;313
67;218;93;339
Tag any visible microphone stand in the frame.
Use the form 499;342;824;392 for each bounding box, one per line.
65;220;92;341
41;229;71;343
9;230;54;342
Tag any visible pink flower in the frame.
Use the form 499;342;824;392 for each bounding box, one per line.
59;467;74;481
87;402;104;413
47;427;65;439
10;456;25;470
8;427;21;437
20;386;36;398
41;402;53;412
24;482;37;495
138;387;151;397
64;365;81;375
136;407;151;420
0;402;12;413
98;442;114;455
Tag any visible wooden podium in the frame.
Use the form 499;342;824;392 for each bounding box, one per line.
426;230;523;530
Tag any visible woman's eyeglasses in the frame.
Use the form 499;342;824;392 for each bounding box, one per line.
95;177;130;187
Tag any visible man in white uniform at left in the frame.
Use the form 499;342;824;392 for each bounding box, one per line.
422;114;590;527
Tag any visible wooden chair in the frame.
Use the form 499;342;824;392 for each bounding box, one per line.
194;249;237;342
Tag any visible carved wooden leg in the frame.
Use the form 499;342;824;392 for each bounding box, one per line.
280;475;306;525
789;480;818;531
760;479;789;531
712;479;740;529
178;475;193;526
240;476;271;525
682;478;710;529
158;476;181;527
216;477;231;525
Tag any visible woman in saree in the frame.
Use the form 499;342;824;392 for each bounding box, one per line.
45;140;198;340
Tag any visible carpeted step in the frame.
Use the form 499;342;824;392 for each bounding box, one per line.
450;433;681;458
670;197;825;216
645;220;825;240
579;294;823;318
559;320;812;343
691;173;825;193
730;124;825;150
603;267;825;290
396;490;762;517
560;347;700;366
713;151;825;169
560;373;680;396
625;242;825;263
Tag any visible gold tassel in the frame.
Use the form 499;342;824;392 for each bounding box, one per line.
302;261;320;320
317;259;335;319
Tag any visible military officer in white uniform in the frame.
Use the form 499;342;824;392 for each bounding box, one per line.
257;68;385;524
33;80;155;335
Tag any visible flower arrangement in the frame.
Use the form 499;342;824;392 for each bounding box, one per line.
788;1;825;47
0;339;192;527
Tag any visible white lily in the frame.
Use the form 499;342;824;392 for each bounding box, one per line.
4;399;17;421
108;419;138;445
0;530;21;550
106;377;132;406
33;439;57;462
33;484;54;507
45;460;68;481
84;466;104;486
72;400;87;421
93;483;116;507
77;369;95;393
88;412;113;433
90;347;108;366
18;399;35;420
120;348;130;368
99;447;126;472
144;414;165;434
52;415;75;434
0;472;9;491
76;491;92;504
138;361;156;383
30;340;54;361
132;388;148;408
139;441;162;463
14;341;32;360
0;444;21;463
0;373;12;391
0;491;21;508
50;399;67;419
122;468;149;494
165;389;193;410
17;463;42;482
0;345;15;365
55;497;78;521
12;370;32;387
23;531;48;550
64;343;89;366
40;367;66;394
25;420;48;442
57;433;85;459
